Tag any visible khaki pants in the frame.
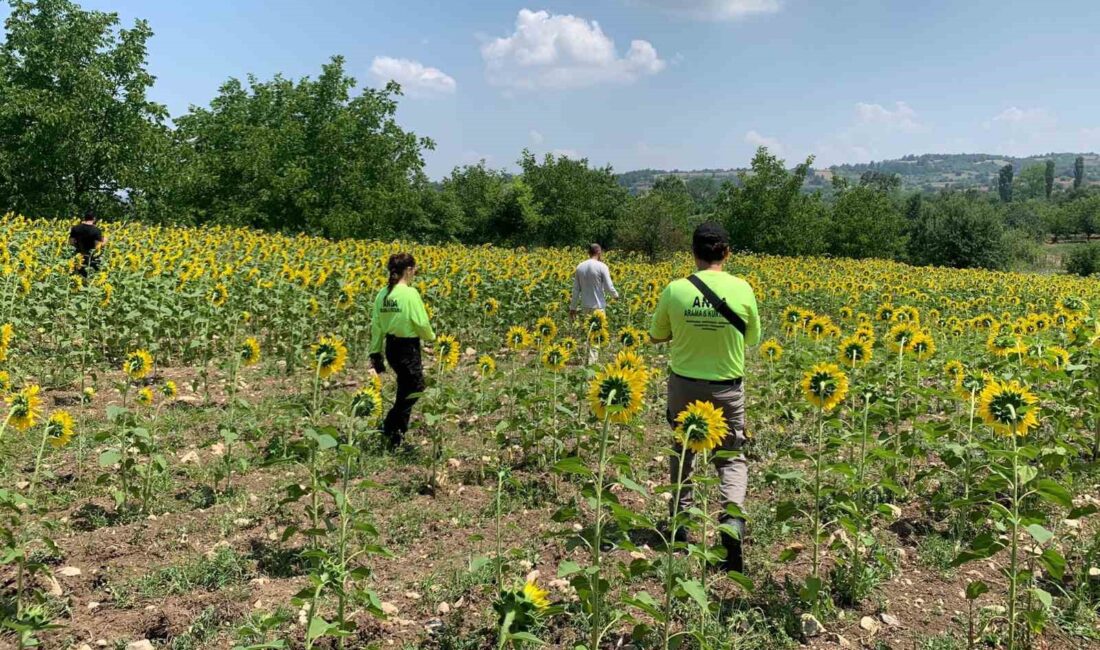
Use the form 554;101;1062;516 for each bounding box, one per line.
666;374;748;525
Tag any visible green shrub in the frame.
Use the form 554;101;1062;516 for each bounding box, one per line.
1064;244;1100;277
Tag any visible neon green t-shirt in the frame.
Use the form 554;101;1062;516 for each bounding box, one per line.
368;283;435;354
648;270;761;381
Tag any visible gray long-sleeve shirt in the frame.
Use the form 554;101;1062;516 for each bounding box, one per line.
571;258;619;310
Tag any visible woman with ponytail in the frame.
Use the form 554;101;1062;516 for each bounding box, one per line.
369;252;435;449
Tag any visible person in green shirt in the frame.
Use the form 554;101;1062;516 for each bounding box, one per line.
649;222;761;573
369;252;436;449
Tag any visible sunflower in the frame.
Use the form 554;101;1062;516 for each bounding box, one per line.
760;339;783;362
781;306;803;332
674;400;729;453
876;304;895;322
801;363;850;412
370;372;383;393
534;317;558;343
124;349;154;380
506;326;533;351
240;337;261;366
478;354;497;376
82;386;96;404
351;386;383;421
336;285;357;310
887;322;919;353
908;331;936;361
0;371;8;395
6;384;42;431
806;315;834;341
209;282;229;308
617;326;645;349
311;336;348;379
943;360;964;388
559;337;578;354
588;327;610;347
541;344;570;371
0;322;13;362
586;310;609;333
522;579;551;611
1043;346;1071;372
986;329;1024;358
45;410;75;448
978;379;1040;436
136;386;154;406
613;349;645;374
839;305;854;320
587;364;646;424
1055;296;1088;314
161;380;178;400
838;336;872;367
436;334;460;371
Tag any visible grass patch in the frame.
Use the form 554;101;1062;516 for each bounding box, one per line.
110;546;254;607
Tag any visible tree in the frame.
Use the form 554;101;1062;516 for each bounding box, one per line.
858;170;901;193
683;176;721;215
910;193;1008;269
1044;159;1055;199
828;184;907;259
714;147;830;256
0;0;168;217
1070;193;1100;240
440;161;510;242
168;57;433;238
1015;164;1046;201
615;176;694;261
1074;155;1085;190
1064;243;1100;277
998;164;1014;202
518;149;627;248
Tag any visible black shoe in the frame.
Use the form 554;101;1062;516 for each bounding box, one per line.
720;519;745;573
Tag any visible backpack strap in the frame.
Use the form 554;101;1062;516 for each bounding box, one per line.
686;274;747;337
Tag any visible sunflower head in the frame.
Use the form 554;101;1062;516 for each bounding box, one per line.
887;322;918;353
161;380;178;400
534;317;558;343
838;336;872;367
588;327;610;347
560;337;578;354
1043;346;1071;372
478;354;496;376
0;370;9;395
483;297;500;317
45;410;75;448
760;339;783;362
506;326;532;351
674;400;729;453
240;337;261;366
436;334;460;371
7;384;42;431
124;349;154;380
311;336;348;379
351;386;383;421
136;386;154;407
908;331;935;361
209;283;229;308
944;360;964;386
586;310;608;333
618;326;644;349
587;364;646;424
82;386;96;404
800;363;849;412
541;344;570;371
522;580;551;611
978;379;1039;436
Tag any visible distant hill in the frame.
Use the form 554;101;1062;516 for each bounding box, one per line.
616;152;1100;194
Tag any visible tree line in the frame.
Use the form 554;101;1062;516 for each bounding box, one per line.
1;0;1097;275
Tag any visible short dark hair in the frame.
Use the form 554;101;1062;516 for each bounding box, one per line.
83;209;97;223
588;243;602;256
692;222;730;262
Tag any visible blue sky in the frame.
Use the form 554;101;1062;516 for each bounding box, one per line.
7;0;1100;177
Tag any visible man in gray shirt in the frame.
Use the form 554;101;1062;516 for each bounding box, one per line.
570;244;619;363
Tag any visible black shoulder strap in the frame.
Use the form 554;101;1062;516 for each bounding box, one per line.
686;274;747;337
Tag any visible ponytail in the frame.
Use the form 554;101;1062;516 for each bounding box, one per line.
385;252;416;297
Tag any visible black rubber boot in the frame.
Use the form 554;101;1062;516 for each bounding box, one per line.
720;518;745;573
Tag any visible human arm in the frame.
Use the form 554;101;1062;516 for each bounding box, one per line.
569;271;581;314
648;286;672;344
602;263;619;300
742;287;762;347
368;293;386;372
410;290;436;341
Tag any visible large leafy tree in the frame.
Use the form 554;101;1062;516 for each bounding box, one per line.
615;176;695;261
169;57;433;238
828;183;907;259
0;0;167;217
714;147;829;256
518;150;627;247
910;192;1008;269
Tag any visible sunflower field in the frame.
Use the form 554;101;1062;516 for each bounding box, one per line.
1;212;1099;649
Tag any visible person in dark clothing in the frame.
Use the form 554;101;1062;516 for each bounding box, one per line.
368;253;435;449
69;210;105;277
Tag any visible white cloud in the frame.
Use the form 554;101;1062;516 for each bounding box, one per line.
551;148;582;159
984;106;1054;130
632;0;781;21
529;130;545;145
855;101;923;132
481;9;666;90
744;130;784;155
369;56;456;97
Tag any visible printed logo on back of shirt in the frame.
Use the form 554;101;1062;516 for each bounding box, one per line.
381;297;401;314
